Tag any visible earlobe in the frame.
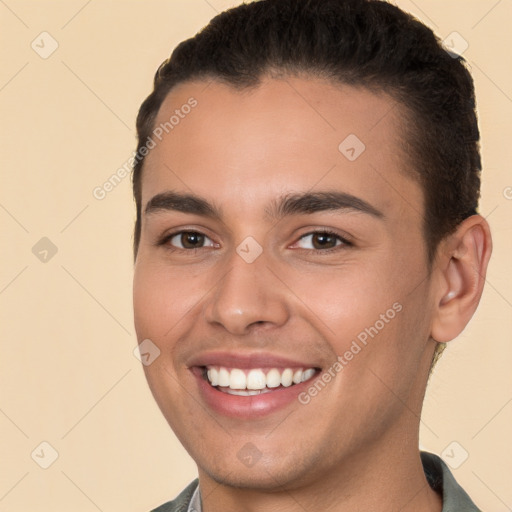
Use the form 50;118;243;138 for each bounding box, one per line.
430;215;492;343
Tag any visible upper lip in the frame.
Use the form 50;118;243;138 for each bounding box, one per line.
187;351;321;370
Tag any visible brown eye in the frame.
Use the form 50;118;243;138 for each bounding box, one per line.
168;231;213;249
296;231;347;251
311;233;338;249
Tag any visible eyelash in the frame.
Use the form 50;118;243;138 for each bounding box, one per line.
157;229;353;254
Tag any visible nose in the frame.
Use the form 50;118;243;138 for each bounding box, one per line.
203;250;290;336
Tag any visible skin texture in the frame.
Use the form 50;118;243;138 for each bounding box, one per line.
133;77;492;512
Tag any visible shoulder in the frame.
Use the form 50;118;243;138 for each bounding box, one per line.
421;451;482;511
149;479;199;512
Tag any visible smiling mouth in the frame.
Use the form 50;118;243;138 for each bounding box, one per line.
201;366;321;396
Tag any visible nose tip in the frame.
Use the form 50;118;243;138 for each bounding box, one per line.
203;259;290;336
212;308;268;336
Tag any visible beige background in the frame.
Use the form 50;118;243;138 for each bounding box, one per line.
0;0;511;510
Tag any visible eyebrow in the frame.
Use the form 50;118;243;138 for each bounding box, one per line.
144;191;222;219
266;191;384;220
144;190;384;220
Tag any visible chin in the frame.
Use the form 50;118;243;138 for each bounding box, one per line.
198;452;315;492
204;467;297;491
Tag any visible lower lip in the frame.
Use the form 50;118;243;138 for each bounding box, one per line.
191;368;318;419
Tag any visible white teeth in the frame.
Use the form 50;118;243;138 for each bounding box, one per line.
281;368;293;387
205;366;318;390
301;368;316;382
266;368;282;388
207;368;218;386
230;369;247;389
218;367;230;387
221;388;273;396
247;369;266;390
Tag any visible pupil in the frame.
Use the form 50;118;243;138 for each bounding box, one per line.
313;233;335;249
183;232;204;248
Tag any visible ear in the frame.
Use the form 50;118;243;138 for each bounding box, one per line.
430;215;492;343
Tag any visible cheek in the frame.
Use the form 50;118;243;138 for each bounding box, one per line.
283;264;397;343
133;262;198;424
133;259;191;340
285;259;428;381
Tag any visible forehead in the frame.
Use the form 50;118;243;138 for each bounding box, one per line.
141;76;423;224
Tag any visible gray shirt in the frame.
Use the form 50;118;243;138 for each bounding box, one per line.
150;451;481;512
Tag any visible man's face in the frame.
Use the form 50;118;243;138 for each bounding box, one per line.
133;77;438;489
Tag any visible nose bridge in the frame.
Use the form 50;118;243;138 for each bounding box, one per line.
203;245;290;334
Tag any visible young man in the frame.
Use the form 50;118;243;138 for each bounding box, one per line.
132;0;492;510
